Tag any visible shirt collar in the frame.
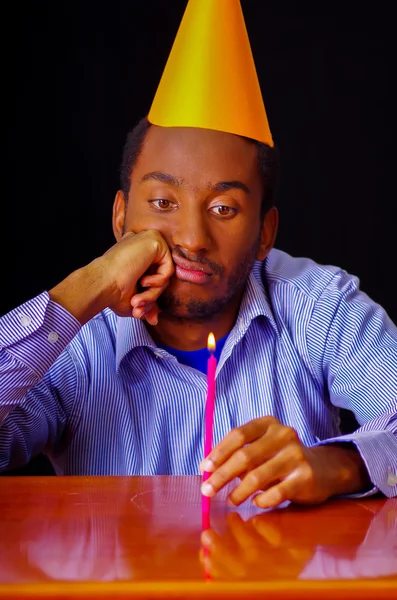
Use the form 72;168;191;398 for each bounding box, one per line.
115;314;156;372
234;259;278;336
115;259;278;372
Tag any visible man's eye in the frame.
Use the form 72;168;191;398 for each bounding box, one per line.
149;199;174;210
210;205;236;217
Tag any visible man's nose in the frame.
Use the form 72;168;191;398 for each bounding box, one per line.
171;207;212;254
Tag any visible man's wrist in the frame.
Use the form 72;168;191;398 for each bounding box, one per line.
310;443;372;498
49;258;116;325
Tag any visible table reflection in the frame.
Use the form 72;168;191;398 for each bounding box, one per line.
0;476;227;583
0;476;395;584
202;498;397;580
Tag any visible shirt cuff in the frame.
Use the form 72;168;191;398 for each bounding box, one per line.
0;291;81;379
313;431;397;498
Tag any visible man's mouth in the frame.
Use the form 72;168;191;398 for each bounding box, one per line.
172;255;213;284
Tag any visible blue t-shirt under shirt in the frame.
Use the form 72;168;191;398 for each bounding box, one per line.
157;334;228;373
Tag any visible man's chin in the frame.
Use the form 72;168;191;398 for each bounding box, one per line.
157;291;225;322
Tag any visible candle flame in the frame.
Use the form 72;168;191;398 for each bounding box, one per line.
207;332;216;352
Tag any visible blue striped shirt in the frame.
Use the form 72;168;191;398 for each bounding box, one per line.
1;249;396;497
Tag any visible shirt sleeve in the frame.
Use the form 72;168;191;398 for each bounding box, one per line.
306;271;397;498
0;292;81;471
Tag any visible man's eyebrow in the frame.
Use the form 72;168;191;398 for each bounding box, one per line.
140;172;183;187
212;180;251;194
140;172;250;194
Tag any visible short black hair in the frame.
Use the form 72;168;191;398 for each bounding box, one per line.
120;116;280;219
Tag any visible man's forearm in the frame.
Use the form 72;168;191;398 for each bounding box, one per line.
49;259;113;326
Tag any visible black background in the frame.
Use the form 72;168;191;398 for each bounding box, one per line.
1;1;395;474
2;1;396;321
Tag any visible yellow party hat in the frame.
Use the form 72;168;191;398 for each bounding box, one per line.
148;0;273;146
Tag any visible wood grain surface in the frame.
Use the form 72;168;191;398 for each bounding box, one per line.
0;476;396;598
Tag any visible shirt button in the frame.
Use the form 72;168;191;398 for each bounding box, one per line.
19;314;32;327
47;331;59;344
154;351;162;358
387;468;397;487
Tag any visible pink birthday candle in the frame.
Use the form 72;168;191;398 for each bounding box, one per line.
202;332;216;518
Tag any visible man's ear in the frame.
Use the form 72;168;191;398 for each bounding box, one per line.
256;206;278;261
112;190;126;242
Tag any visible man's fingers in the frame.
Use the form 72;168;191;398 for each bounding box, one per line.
227;446;301;505
156;255;175;279
201;435;277;497
252;479;296;509
201;425;300;500
131;283;168;310
131;302;160;325
143;305;160;326
131;274;169;308
200;416;279;473
252;462;320;509
139;273;169;288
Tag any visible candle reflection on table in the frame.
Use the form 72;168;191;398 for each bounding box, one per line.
201;494;212;580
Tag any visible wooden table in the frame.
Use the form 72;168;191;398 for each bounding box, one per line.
0;476;396;599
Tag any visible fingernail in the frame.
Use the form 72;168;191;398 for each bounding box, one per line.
202;459;215;473
201;531;212;546
132;303;145;310
201;482;214;497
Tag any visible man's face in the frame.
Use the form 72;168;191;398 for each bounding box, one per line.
115;125;275;320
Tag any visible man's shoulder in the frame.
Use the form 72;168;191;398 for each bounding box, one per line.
260;248;352;302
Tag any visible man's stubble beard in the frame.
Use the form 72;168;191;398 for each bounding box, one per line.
157;233;262;323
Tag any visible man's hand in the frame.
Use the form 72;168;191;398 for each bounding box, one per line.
50;230;174;325
200;416;371;508
101;230;174;321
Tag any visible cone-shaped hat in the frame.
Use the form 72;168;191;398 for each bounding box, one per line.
148;0;273;146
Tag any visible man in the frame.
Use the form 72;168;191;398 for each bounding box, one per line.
1;0;396;507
